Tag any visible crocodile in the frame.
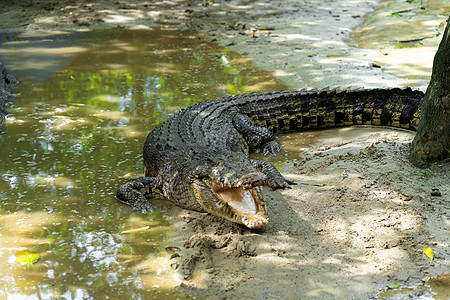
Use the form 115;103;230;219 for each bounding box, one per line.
116;88;424;229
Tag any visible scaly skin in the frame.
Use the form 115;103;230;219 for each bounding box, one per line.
116;88;424;229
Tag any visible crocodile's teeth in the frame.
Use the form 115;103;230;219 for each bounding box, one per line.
242;214;269;229
211;184;268;228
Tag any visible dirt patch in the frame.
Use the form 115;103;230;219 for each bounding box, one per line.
0;0;448;298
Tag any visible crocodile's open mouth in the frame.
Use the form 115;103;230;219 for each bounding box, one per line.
192;179;269;229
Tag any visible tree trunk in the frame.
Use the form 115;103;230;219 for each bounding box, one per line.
409;17;450;167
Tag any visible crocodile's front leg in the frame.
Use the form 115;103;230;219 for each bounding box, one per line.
233;113;281;155
116;177;163;213
251;160;296;190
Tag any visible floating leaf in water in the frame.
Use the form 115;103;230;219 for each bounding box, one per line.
422;247;434;260
165;246;181;254
123;173;133;178
170;253;180;259
387;282;401;289
16;250;40;266
121;226;150;234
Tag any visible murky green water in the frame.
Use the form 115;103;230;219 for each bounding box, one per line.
0;28;285;298
378;273;450;300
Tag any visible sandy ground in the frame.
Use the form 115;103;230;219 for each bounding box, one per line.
0;0;449;298
168;128;449;299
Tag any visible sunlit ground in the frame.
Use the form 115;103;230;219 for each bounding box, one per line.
0;28;286;299
351;0;450;88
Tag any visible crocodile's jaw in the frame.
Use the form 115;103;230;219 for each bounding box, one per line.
192;180;269;229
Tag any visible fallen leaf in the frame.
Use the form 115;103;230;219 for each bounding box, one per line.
302;182;326;186
123;173;133;178
422;247;434;260
387;282;401;289
165;246;181;254
16;250;40;267
422;276;430;282
121;226;150;234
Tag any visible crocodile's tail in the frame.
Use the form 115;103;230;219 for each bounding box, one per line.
236;88;424;132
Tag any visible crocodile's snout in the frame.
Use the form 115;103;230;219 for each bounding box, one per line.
242;214;269;229
192;177;269;229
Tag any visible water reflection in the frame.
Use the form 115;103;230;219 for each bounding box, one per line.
0;28;286;298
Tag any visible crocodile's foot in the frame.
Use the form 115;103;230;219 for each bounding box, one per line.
251;159;296;190
116;177;160;213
